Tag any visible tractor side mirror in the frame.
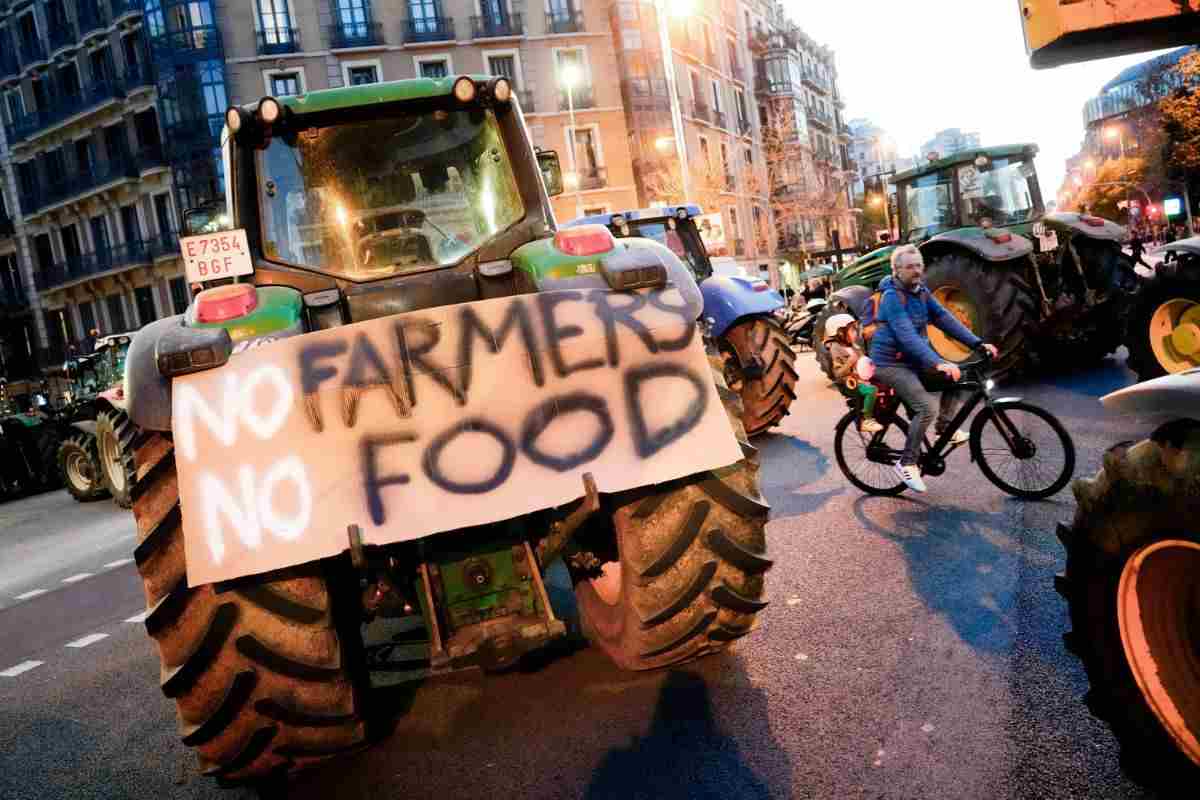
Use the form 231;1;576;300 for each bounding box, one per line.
537;150;564;197
182;204;234;237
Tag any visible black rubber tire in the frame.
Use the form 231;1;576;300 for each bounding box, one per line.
573;357;771;671
130;432;367;783
95;408;136;508
834;410;909;496
1124;274;1200;383
722;316;798;436
813;286;870;386
924;253;1037;382
35;427;63;489
969;401;1075;500
57;433;107;502
1057;423;1200;783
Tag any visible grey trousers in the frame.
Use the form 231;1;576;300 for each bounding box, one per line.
873;365;964;465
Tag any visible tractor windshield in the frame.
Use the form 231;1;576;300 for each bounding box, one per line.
903;169;957;241
257;108;525;280
957;157;1040;227
623;220;711;279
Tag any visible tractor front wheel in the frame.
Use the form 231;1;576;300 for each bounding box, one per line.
721;316;797;436
924;253;1036;382
131;432;367;783
96;408;137;508
1057;422;1200;782
573;358;771;670
1125;276;1200;382
57;434;107;502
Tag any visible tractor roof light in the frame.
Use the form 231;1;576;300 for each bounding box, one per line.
488;76;512;104
225;106;246;134
453;76;477;103
257;96;283;125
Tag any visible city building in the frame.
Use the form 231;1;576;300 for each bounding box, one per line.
1081;45;1194;159
919;127;980;161
846;118;914;199
217;0;637;225
0;0;208;373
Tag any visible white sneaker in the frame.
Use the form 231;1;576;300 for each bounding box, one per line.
946;430;969;446
893;462;927;493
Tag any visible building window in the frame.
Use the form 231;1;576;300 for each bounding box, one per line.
736;90;748;127
569;126;599;172
583;206;607;216
418;59;448;78
348;65;378;85
744;147;752;166
106;294;127;333
135;285;156;326
169;276;191;314
270;72;301;97
91;217;111;261
486;54;517;85
554;48;588;99
336;0;373;37
120;205;141;244
154;193;173;235
698;135;710;168
257;0;293;45
79;301;96;336
5;90;22;125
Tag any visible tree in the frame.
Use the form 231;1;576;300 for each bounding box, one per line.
1160;51;1200;173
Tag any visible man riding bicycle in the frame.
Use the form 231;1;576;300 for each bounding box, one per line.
869;245;999;493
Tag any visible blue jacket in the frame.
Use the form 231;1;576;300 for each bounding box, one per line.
867;276;983;371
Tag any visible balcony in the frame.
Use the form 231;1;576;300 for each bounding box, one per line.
733;238;745;256
150;26;222;55
807;106;832;129
36;238;153;292
36;154;139;212
329;20;383;48
148;230;180;260
403;16;455;43
737;117;752;137
471;13;523;38
724;173;736;192
123;61;155;91
557;85;594;111
48;19;80;55
576;166;607;190
691;101;711;124
712;109;726;129
257;27;300;55
5;79;126;145
747;26;769;52
18;37;49;68
109;0;142;22
729;61;746;84
755;76;795;96
622;78;670;109
136;143;167;172
545;9;584;34
516;88;534;112
77;0;109;36
802;66;830;92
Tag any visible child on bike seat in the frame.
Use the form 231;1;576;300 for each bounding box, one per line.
824;314;882;433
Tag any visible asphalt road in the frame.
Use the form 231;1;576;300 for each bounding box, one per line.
0;350;1185;800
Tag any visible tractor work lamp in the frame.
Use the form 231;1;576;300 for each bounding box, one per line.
258;96;283;125
156;325;233;378
453;76;477;103
599;246;669;291
225;106;246;134
486;77;512;104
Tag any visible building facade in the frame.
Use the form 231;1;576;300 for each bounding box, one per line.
0;0;201;373
846;117;913;200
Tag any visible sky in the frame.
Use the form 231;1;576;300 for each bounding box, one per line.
782;0;1176;199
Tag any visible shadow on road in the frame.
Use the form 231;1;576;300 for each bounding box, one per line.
851;495;1067;655
754;431;843;518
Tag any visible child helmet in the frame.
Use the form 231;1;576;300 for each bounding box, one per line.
824;313;856;340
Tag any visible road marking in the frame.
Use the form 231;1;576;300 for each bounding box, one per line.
1;660;43;677
103;558;133;569
14;589;48;600
61;573;93;584
125;609;151;624
65;633;109;649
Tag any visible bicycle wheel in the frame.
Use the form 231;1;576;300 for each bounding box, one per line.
969;401;1075;500
834;410;909;496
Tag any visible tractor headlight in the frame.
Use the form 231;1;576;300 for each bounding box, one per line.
453;76;477;103
985;379;995;391
225;106;245;134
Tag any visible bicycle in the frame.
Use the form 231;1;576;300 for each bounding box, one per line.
834;352;1076;500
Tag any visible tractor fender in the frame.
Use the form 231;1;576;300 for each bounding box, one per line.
700;275;785;337
1042;211;1126;243
829;284;873;316
124;315;184;433
921;228;1034;263
70;420;97;436
1101;368;1200;417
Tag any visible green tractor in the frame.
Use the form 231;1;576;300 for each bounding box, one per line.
815;144;1132;384
118;76;771;783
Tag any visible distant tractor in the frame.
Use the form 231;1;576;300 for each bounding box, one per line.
568;206;798;436
1123;236;1200;381
814;144;1133;384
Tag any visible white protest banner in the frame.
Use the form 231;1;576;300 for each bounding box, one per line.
173;287;743;586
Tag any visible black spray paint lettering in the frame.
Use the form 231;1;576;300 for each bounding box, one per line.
624;363;708;458
588;291;655;366
537;291;605;378
395;319;466;407
422;418;517;495
457;300;544;395
343;333;410;427
362;433;417;526
299;340;348;432
520;391;614;472
645;291;697;352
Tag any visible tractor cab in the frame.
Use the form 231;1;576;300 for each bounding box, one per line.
567;204;714;281
895;144;1045;244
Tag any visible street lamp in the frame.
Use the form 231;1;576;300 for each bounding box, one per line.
871;193;891;239
559;62;584;219
1105;125;1126;158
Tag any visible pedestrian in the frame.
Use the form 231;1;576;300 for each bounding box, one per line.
1129;230;1151;269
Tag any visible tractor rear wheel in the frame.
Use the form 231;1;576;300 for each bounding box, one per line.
924;253;1036;382
573;358;771;670
1125;276;1200;382
130;432;367;783
96;408;137;508
1057;421;1200;782
721;316;798;436
58;433;107;502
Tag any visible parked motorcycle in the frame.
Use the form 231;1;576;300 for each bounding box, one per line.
786;297;827;350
